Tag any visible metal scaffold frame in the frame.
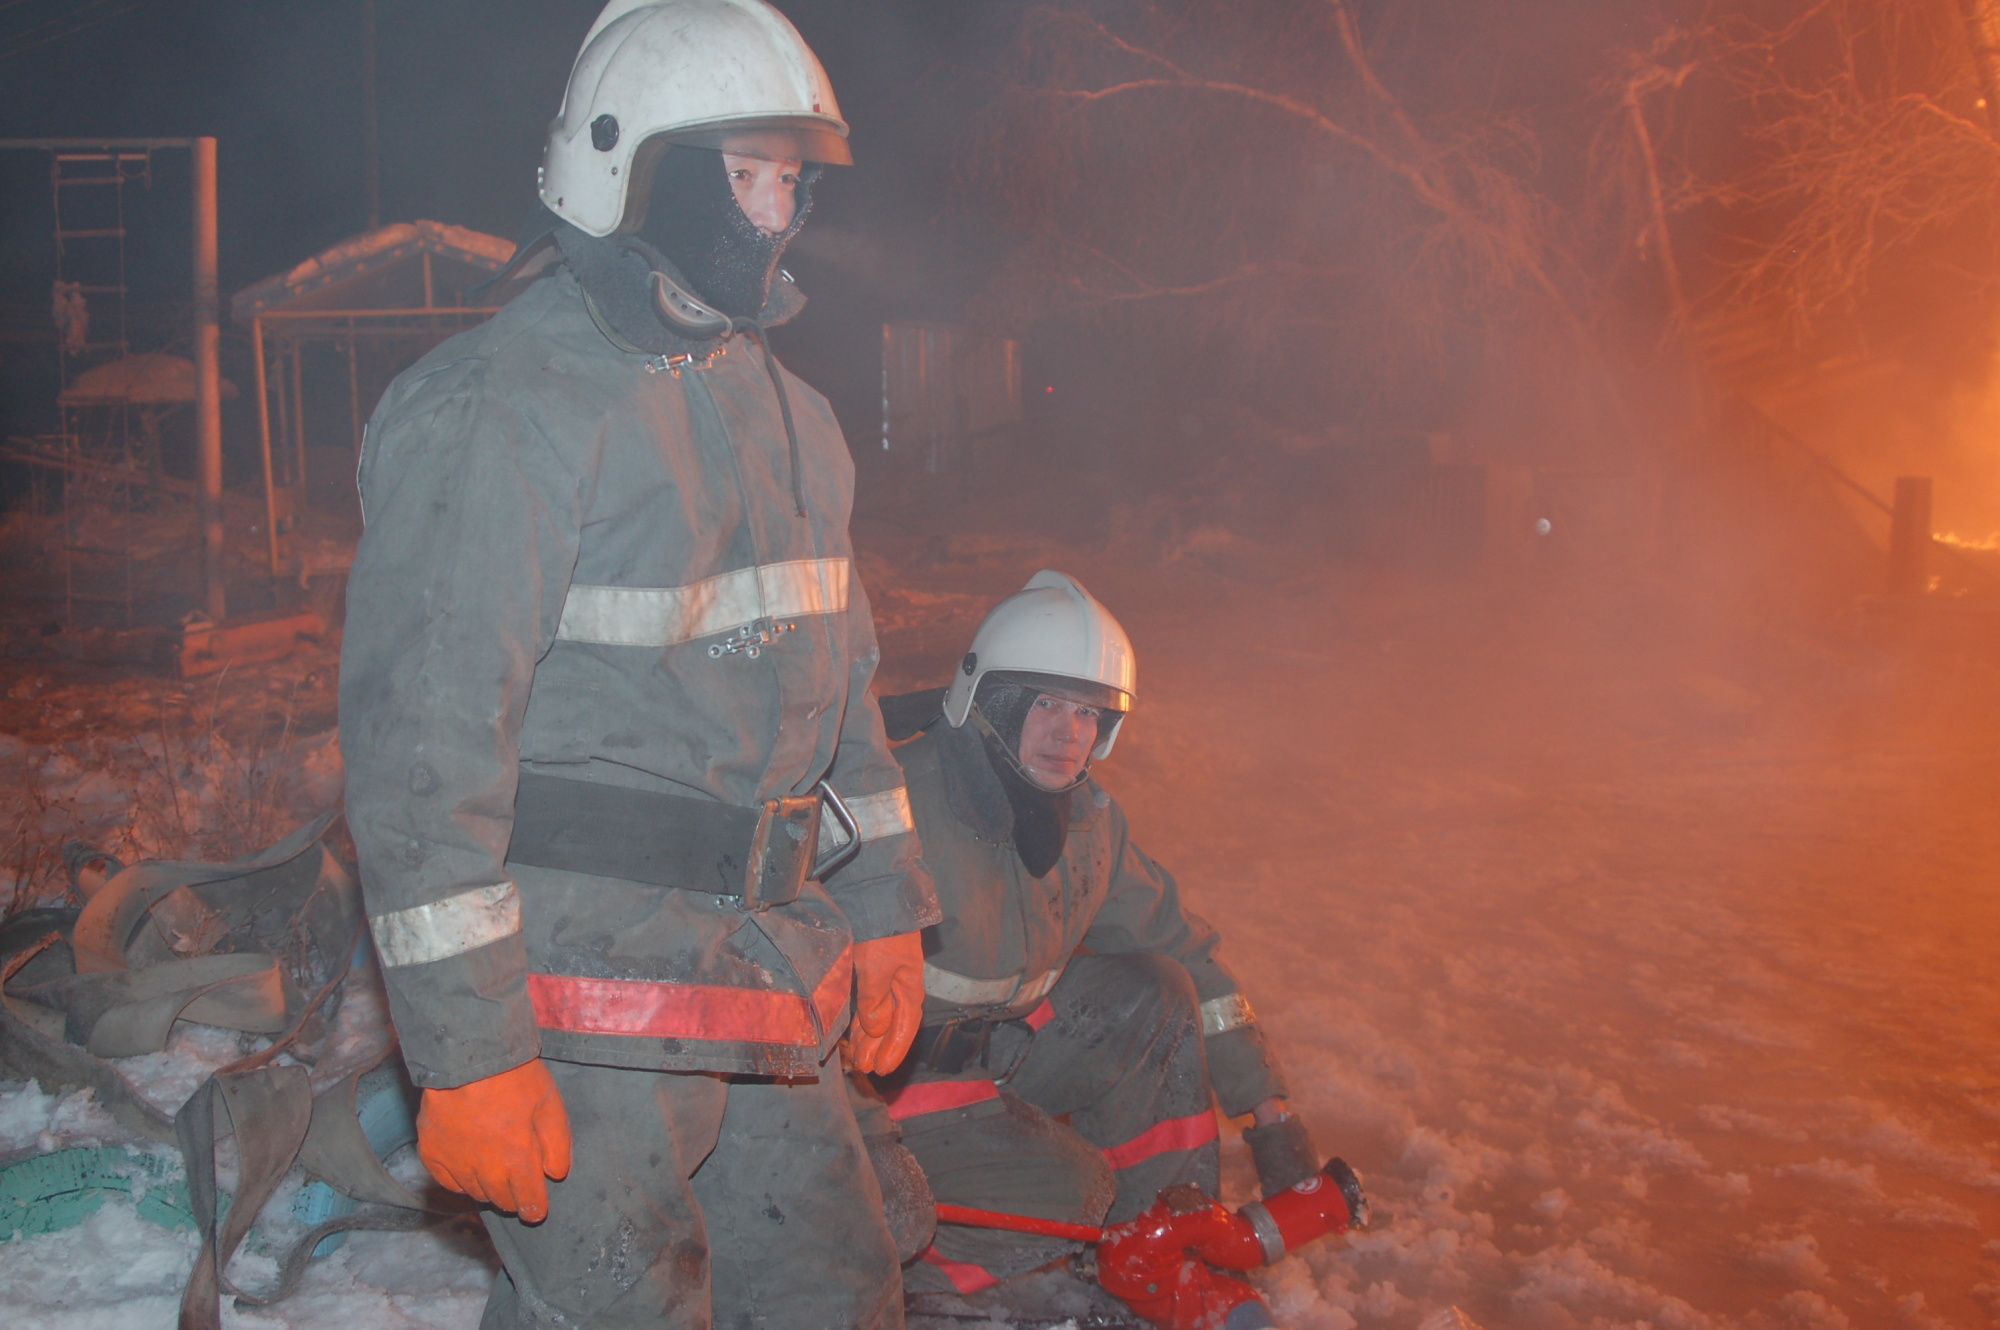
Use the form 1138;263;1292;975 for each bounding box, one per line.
49;144;147;623
229;219;513;581
247;298;496;580
0;136;227;622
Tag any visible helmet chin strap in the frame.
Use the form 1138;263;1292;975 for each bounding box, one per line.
968;706;1092;795
648;268;734;339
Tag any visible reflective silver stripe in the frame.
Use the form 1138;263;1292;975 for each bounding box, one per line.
817;786;915;853
922;962;1018;1006
1014;968;1061;1006
1239;1201;1286;1265
921;962;1062;1009
556;557;850;648
1200;991;1256;1037
370;882;521;968
848;787;914;841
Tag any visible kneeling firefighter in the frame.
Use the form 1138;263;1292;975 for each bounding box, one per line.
875;572;1347;1329
339;3;939;1327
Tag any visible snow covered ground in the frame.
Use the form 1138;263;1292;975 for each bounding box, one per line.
867;518;2000;1329
1063;540;2000;1330
6;513;2000;1328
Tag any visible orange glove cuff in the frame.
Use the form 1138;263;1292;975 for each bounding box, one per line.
846;931;927;1074
416;1057;573;1222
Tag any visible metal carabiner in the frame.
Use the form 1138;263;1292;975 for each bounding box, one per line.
810;780;863;881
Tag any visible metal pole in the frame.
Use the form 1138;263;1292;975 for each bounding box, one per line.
1888;476;1933;597
192;136;225;621
276;344;292;485
290;339;307;490
253;316;281;579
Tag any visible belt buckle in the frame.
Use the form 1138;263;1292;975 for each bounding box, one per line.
740;794;821;911
919;1019;994;1075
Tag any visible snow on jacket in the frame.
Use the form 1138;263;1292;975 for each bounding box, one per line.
339;264;939;1088
893;724;1286;1116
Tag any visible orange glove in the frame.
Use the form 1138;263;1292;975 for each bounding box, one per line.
416;1057;572;1222
844;931;926;1074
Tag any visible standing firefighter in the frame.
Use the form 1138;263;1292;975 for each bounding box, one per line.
877;572;1319;1328
338;3;938;1326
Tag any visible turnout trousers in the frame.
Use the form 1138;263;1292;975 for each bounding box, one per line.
892;953;1221;1294
479;1054;904;1330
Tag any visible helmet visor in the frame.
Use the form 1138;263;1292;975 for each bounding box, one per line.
672;122;853;166
992;670;1131;716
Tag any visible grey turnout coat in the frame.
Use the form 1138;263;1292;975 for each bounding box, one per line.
339;266;939;1089
895;727;1285;1117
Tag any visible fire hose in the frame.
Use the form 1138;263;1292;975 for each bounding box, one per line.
933;1158;1368;1330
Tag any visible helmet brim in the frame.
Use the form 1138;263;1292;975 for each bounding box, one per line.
670;120;852;165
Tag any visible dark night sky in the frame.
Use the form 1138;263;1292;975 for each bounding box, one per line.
0;0;1669;454
0;0;999;445
0;1;991;291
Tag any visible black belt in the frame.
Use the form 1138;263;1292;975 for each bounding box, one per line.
505;770;859;910
909;1012;1037;1076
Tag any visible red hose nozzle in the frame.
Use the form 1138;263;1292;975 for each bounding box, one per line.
929;1159;1368;1330
1211;1158;1368;1270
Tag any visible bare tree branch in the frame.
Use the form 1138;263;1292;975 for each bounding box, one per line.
981;5;1581;330
1620;0;2000;341
1045;76;1442;206
953;0;1645;447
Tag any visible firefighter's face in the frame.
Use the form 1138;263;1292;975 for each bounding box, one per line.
1017;693;1102;789
722;152;804;235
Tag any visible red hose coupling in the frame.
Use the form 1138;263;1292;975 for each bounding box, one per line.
1096;1184;1264;1330
1093;1160;1368;1330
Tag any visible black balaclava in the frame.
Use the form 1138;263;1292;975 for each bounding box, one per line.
551;143;817;354
553;226;697;355
995;755;1069;879
970;676;1041;758
639;143;815;319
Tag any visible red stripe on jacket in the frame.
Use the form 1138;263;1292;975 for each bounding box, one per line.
885;1078;1001;1121
527;973;819;1045
812;948;854;1031
1100;1109;1219;1170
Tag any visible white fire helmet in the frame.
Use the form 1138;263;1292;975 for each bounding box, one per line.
539;0;852;239
943;571;1138;760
